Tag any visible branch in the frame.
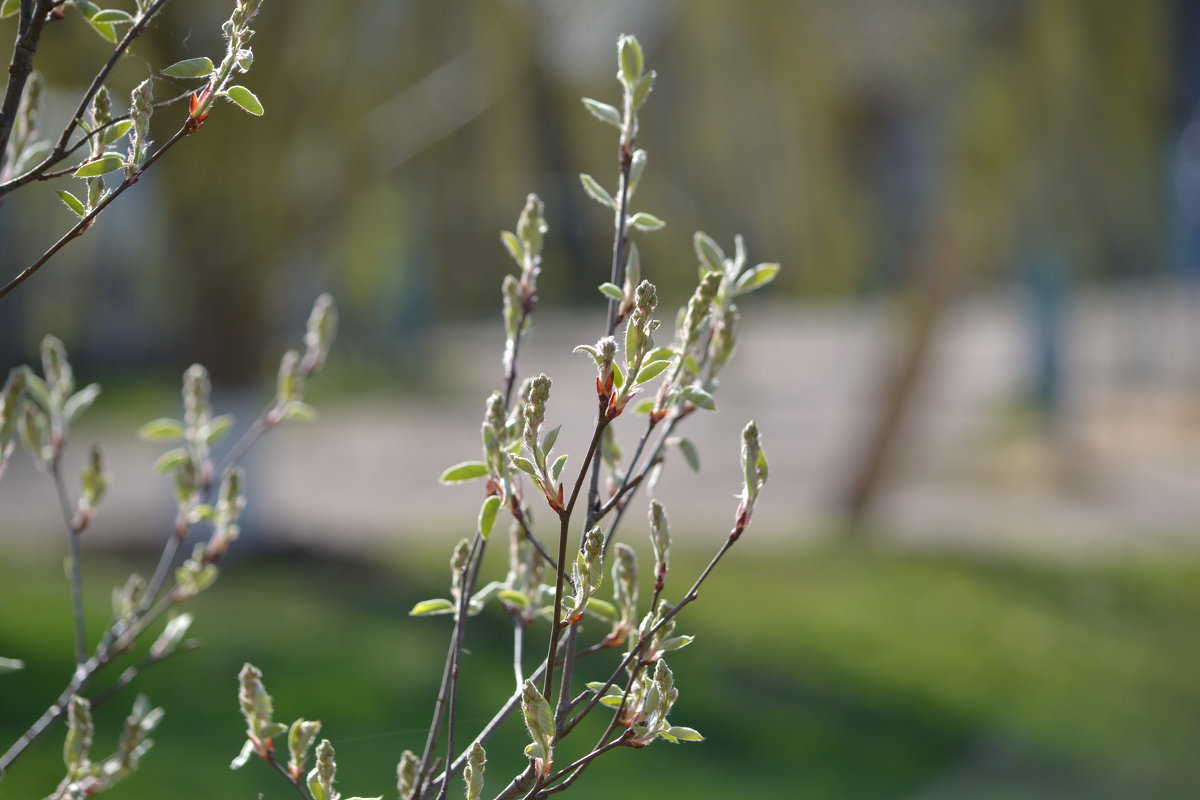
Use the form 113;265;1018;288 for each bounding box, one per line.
0;123;191;299
434;534;485;800
0;0;59;176
265;750;316;800
561;528;742;737
414;534;487;800
540;420;606;701
5;90;193;188
537;731;631;796
49;458;87;665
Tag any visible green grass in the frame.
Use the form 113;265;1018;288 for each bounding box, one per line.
1;541;1198;799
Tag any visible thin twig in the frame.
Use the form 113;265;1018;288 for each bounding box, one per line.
539;731;631;794
541;420;606;701
561;530;740;737
0;0;177;195
502;308;531;411
0;123;191;298
512;618;524;689
86;639;199;707
50;460;86;665
435;534;485;800
415;533;487;800
265;750;315;800
0;0;59;176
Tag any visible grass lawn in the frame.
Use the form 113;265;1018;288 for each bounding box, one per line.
1;540;1198;799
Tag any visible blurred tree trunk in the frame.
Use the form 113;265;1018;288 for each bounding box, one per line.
839;224;963;532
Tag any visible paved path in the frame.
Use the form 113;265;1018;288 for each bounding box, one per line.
4;290;1200;561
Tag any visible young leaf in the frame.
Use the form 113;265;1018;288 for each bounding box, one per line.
64;384;101;423
632;70;656;108
101;119;134;145
0;0;19;19
694;232;725;273
598;282;624;301
91;8;134;22
204;413;236;445
73;155;124;177
138;418;185;442
283;401;318;422
550;453;568;483
664;726;704;742
675;438;700;472
500;231;524;264
477;495;501;540
162;57;215;79
631;399;655;415
635;360;670;385
439;461;489;484
581;97;622;129
734;263;780;295
628;212;665;231
579;173;616;208
409;598;455;616
680;385;716;411
224;85;264;116
151;448;188;474
508;455;538;477
541;424;560;455
56;190;86;218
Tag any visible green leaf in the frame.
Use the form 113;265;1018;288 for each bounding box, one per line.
439;461;489;484
497;589;529;608
579;173;616;208
138;418;185;442
477;495;501;540
0;0;19;19
508;455;538;477
734;263;780;295
204;413;235;445
56;190;86;218
73;155;124;177
581;97;622;129
680;385;716;411
224;85;264;116
409;598;455;616
676;438;700;472
618;34;644;86
500;231;523;264
635;360;670;385
151;448;187;474
611;360;624;389
584;597;616;619
631;399;655;415
628;212;665;231
659;634;694;651
283;400;318;422
632;70;655;108
541;425;560;455
647;347;674;362
664;725;704;742
161;57;215;79
86;19;119;43
101;119;134;145
90;8;134;22
598;282;624;301
694;232;725;272
64;384;101;423
550;453;567;483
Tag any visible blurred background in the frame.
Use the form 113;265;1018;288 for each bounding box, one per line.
3;0;1200;797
